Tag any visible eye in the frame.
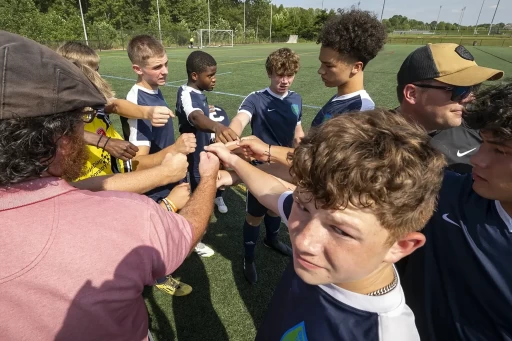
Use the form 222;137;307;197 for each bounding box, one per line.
494;148;506;155
330;225;353;238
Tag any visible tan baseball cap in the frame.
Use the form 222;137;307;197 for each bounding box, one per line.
0;31;106;120
397;43;504;87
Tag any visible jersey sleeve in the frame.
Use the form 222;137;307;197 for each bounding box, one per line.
145;199;193;282
180;89;206;126
126;88;152;147
278;191;294;227
238;93;257;120
297;97;303;125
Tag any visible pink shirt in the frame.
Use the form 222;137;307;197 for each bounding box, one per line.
0;178;193;340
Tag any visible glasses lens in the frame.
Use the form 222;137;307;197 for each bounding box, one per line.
452;86;471;102
81;110;96;123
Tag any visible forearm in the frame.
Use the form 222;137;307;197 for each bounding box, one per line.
179;176;217;247
71;166;172;193
229;118;245;136
105;99;148;120
190;113;218;133
256;163;295;184
84;131;102;147
269;145;294;165
132;145;177;171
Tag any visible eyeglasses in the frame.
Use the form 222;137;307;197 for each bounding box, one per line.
413;83;480;102
81;108;98;123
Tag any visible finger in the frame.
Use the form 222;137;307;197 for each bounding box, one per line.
228;130;239;141
224;140;238;149
218;135;228;144
168;110;175;118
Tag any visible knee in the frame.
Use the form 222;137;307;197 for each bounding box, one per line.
266;210;279;218
246;214;264;226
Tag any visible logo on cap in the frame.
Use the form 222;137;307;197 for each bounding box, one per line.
455;46;474;61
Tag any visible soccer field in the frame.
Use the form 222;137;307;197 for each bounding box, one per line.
98;43;512;341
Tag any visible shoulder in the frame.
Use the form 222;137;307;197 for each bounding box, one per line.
126;85;139;103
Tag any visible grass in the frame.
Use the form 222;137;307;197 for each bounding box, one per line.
98;43;512;341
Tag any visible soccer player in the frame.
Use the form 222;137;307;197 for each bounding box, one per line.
229;47;304;284
311;9;386;127
176;50;238;257
399;82;512;340
206;109;446;340
122;35;196;296
395;43;503;173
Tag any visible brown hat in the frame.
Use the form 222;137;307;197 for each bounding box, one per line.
397;43;504;87
0;31;106;120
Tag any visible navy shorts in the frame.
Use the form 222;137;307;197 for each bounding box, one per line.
246;191;270;217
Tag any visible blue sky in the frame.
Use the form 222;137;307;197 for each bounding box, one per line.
271;0;510;26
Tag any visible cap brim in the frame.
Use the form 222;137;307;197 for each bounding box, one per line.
435;65;504;86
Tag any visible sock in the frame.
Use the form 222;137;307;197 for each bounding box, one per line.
264;214;282;242
243;220;260;262
216;189;224;199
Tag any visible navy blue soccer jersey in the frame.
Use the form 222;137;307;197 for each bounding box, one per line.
208;106;230;142
399;172;512;341
238;88;302;147
311;90;375;128
176;85;211;179
122;84;176;201
255;192;420;341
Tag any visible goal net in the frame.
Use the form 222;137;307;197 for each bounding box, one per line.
286;35;298;43
198;29;234;48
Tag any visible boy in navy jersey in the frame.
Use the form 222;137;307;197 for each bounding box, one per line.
311;9;386;127
176;51;238;257
229;48;304;283
399;83;512;340
208;109;446;340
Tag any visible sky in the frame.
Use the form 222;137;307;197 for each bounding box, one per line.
272;0;510;26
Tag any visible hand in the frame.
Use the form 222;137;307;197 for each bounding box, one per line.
198;151;220;179
166;183;191;210
209;104;216;113
173;133;197;155
237;136;269;162
159;153;188;184
104;138;139;161
214;124;239;143
146;106;174;127
217;170;240;189
204;142;240;169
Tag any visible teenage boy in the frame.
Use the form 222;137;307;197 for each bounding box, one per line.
399;83;512;340
176;50;238;257
229;47;304;284
311;9;387;127
207;109;446;340
122;34;195;296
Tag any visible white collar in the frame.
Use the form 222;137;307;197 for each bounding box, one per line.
134;84;159;94
495;201;512;233
182;84;203;94
319;266;404;314
332;89;368;101
265;87;289;99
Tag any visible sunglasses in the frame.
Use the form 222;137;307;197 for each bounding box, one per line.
413;83;480;102
81;108;98;123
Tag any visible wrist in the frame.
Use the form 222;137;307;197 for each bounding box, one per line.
143;107;151;120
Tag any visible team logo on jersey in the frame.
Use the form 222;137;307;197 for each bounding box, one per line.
96;128;106;136
322;113;333;122
281;321;308;341
291;104;300;117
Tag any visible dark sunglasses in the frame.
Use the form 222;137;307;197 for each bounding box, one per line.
81;108;98;123
413;83;480;102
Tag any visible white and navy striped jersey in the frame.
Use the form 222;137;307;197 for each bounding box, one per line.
256;192;420;341
238;88;302;147
311;90;374;128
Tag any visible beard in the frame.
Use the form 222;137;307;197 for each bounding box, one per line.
60;131;89;182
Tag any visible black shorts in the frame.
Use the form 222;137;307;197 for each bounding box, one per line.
246;191;270;217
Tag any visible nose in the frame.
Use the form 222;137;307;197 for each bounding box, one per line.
470;144;487;168
162;65;169;76
294;219;324;255
318;66;324;75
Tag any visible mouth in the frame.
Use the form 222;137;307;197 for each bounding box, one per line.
472;170;487;182
294;252;322;271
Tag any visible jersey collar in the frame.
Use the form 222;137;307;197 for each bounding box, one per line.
495;201;512;233
332;89;368;101
265;87;289;99
183;85;203;94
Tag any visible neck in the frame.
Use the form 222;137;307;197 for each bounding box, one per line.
500;201;512;218
337;72;364;97
398;105;437;133
335;264;395;295
269;86;287;97
187;81;201;91
137;77;158;91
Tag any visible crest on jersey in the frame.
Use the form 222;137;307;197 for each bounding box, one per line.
96;128;106;136
291;104;300;117
280;321;308;341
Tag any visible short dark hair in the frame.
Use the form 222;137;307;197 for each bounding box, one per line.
127;35;165;66
291;109;446;241
186;51;217;77
0;112;83;186
317;9;387;69
465;82;512;140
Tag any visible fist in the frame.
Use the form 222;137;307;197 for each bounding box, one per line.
238;136;269;162
204;142;238;169
160;153;188;183
166;183;191;210
174;133;197;155
214;124;239;144
148;106;174;127
198;151;220;179
104;138;139;161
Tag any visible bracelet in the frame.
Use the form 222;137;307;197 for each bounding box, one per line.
96;135;104;149
102;137;111;151
162;198;178;213
267;144;271;164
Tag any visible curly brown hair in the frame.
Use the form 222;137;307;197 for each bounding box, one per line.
265;48;300;76
290;110;446;241
127;35;165;66
317;9;387;69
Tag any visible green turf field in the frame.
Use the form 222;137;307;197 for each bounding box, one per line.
98;43;512;341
